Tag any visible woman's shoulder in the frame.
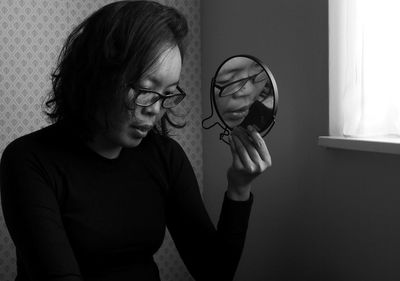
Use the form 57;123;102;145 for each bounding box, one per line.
1;123;62;163
145;130;185;156
141;131;195;190
139;131;190;174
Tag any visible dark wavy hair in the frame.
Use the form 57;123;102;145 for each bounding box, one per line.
44;0;188;139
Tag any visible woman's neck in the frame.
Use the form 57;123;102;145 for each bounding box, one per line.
86;135;122;160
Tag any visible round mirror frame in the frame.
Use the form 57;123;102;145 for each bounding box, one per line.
210;54;279;137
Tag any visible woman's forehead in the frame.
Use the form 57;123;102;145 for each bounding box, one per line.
141;46;182;87
219;57;260;77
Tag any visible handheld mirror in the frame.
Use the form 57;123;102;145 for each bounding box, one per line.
202;55;278;144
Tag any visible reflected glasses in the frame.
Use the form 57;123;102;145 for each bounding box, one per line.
215;70;268;97
126;85;186;109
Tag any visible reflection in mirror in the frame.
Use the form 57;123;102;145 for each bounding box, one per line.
202;55;278;144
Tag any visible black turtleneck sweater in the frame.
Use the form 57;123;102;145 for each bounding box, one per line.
0;122;253;281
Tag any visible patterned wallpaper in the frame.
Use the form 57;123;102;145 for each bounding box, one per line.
0;0;201;280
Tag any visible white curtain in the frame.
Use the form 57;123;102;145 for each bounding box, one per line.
329;0;400;138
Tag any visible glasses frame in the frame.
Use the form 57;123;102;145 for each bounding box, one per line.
126;84;186;109
214;69;267;97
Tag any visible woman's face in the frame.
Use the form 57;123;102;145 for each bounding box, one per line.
101;46;182;148
214;57;267;128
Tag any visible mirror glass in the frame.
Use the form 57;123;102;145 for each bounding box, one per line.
212;55;278;137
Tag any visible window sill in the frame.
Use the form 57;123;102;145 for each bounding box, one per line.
318;136;400;155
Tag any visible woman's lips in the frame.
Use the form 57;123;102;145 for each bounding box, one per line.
224;106;249;121
130;124;152;138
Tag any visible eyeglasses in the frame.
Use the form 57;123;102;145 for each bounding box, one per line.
126;85;186;109
215;70;268;97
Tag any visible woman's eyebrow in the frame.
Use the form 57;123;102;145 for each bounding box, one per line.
141;76;180;89
168;81;180;87
218;66;243;77
250;62;263;72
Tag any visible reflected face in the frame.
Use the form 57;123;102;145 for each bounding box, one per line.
214;57;270;128
100;46;182;148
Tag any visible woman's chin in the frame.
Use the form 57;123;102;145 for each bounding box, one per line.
121;127;151;147
223;111;247;129
118;133;144;148
125;135;145;147
225;119;244;129
126;138;143;147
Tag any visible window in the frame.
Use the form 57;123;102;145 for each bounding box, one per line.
319;0;400;154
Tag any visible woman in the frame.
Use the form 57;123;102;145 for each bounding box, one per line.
0;1;271;281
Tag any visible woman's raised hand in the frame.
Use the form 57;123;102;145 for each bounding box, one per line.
226;125;272;200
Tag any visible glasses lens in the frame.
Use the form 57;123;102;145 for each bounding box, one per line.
135;91;159;106
163;94;185;108
220;80;247;97
254;70;268;83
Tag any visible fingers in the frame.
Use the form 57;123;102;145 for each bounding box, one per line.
232;134;257;173
230;126;271;174
246;126;271;165
232;128;262;167
228;135;244;170
227;126;272;190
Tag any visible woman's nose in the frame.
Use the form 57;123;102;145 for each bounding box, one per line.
143;99;162;116
232;80;254;99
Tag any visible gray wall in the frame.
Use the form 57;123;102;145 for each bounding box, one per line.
201;1;400;281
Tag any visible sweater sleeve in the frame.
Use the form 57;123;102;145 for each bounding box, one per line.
0;141;83;281
164;139;253;281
